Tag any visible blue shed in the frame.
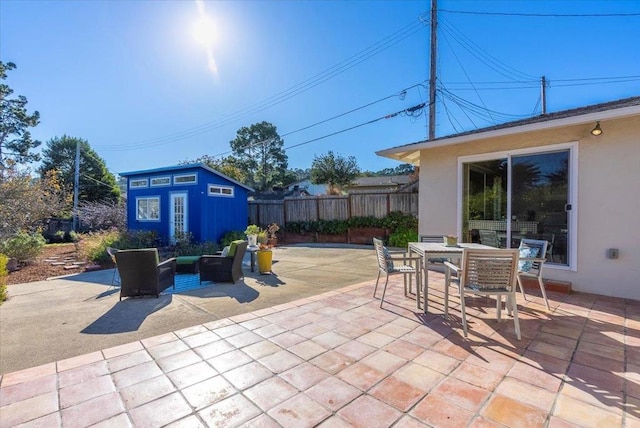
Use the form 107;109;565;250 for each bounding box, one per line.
119;163;254;244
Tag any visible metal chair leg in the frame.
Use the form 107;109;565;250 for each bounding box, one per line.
538;276;550;311
373;271;382;298
516;275;527;301
380;275;390;308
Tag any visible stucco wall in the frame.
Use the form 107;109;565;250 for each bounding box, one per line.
419;116;640;299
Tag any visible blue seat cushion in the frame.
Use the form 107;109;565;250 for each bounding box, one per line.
382;247;394;271
518;247;540;272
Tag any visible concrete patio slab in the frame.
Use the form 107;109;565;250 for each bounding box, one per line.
1;244;638;427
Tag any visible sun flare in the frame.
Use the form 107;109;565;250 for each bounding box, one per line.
192;15;217;48
192;0;219;76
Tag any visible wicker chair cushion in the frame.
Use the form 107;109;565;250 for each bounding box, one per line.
228;240;244;257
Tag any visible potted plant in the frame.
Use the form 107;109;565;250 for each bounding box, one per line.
256;242;273;274
244;224;261;248
443;235;458;246
266;223;279;246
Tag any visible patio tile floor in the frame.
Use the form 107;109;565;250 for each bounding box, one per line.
1;272;638;427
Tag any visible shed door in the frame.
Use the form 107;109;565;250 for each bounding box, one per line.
170;192;188;242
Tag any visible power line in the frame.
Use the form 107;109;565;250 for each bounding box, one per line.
440;29;496;124
205;102;427;159
95;19;427;152
283;103;426;152
440;75;640;84
439;16;537;81
440;9;640;17
99;81;426;156
439;75;640;90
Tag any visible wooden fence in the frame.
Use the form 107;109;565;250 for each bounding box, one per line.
248;193;418;226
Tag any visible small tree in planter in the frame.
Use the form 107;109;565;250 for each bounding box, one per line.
266;223;279;246
244;224;261;247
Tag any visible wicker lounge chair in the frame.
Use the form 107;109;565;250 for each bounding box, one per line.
114;248;176;301
199;240;248;284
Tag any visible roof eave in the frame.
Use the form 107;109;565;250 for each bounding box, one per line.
120;163;255;192
376;103;640;165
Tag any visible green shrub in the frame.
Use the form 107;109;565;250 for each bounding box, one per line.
316;219;348;235
284;214;416;235
388;228;419;248
382;211;418;231
82;229;159;265
0;232;46;264
284;221;317;234
221;230;245;247
0;253;8;304
348;216;384;229
168;233;218;257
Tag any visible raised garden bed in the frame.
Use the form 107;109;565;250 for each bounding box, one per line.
347;227;389;245
317;233;348;244
281;232;316;244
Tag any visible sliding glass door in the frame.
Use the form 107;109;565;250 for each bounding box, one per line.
462;147;571;266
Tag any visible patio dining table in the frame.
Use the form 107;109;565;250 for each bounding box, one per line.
408;241;494;313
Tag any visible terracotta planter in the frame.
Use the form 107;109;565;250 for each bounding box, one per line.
347;228;389;245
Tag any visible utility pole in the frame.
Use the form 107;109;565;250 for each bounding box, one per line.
72;140;80;231
541;76;547;114
428;0;438;140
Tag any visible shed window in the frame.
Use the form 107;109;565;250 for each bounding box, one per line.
174;174;197;185
130;179;148;189
136;197;160;221
208;185;234;197
150;176;171;187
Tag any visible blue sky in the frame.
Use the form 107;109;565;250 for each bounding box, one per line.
1;0;638;178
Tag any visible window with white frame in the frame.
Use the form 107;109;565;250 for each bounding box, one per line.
208;184;234;197
129;178;148;189
173;174;197;185
136;197;160;221
150;176;171;187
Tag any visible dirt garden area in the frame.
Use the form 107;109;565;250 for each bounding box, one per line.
6;243;104;285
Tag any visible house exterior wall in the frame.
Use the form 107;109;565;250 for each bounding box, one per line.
419;116;640;299
125;166;249;244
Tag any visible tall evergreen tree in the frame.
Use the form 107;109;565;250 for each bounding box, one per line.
38;135;120;204
229;121;288;191
0;62;41;174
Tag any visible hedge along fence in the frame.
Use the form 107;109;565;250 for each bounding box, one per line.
248;193;418;228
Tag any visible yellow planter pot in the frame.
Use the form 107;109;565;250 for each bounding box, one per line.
256;250;273;274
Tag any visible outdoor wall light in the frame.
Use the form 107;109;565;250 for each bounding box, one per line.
591;121;603;136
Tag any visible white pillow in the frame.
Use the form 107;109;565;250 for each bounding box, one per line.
221;246;230;257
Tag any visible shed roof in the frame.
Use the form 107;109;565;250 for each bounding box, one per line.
119;163;254;192
377;96;640;165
